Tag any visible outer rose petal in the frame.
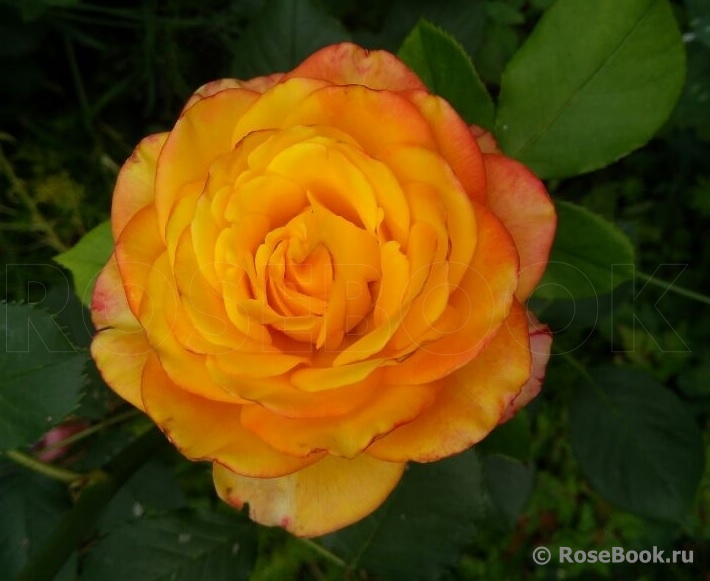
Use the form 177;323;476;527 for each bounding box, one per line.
367;300;531;462
484;153;556;301
111;133;168;241
500;310;552;422
154;88;260;235
113;205;164;316
213;454;405;537
240;380;439;458
91;253;139;331
284;43;426;91
470;124;499;154
91;252;151;411
406;92;487;203
91;329;151;411
182;73;285;111
141;354;321;478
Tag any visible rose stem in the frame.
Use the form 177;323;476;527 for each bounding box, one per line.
2;449;84;483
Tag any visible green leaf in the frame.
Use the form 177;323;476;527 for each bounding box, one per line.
98;460;187;533
495;0;685;178
42;285;93;348
476;411;531;462
0;304;87;450
231;0;350;78
17;429;165;581
473;23;519;85
484;1;524;25
481;454;534;530
398;20;495;129
0;463;76;580
671;41;710;141
530;0;555;10
74;361;120;421
54;221;113;306
81;509;258;581
569;365;704;522
686;0;710;48
322;451;485;580
535;201;635;300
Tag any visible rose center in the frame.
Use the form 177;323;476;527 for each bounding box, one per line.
263;217;334;319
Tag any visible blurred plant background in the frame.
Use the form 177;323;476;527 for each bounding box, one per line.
0;0;708;579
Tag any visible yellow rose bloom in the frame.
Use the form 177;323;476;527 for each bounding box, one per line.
91;43;555;537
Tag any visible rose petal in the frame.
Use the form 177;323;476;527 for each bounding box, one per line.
500;310;552;422
173;228;267;351
484;153;556;300
155;88;261;236
240;380;439;458
366;300;531;462
182;73;285;112
205;361;378;419
284;84;437;160
266;139;379;231
384;200;519;384
112;133;168;241
407;92;487;203
91;328;152;410
91;253;140;331
381;146;477;288
230;78;328;145
213;453;405;537
285;43;426;92
470;124;499;154
114;205;165;316
138;252;251;403
141;354;318;478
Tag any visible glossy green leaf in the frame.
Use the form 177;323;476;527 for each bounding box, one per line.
0;304;86;450
530;0;555;10
671;41;710;141
534;201;635;300
74;360;120;421
0;463;75;580
231;0;350;78
98;460;186;533
482;454;534;530
495;0;685;178
569;366;704;522
322;451;485;580
54;221;112;306
42;285;93;348
474;22;519;85
81;509;258;581
484;1;524;25
476;411;531;462
398;20;495;128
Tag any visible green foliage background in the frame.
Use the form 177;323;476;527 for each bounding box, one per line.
0;0;708;579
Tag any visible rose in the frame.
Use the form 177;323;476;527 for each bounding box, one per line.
91;43;556;537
